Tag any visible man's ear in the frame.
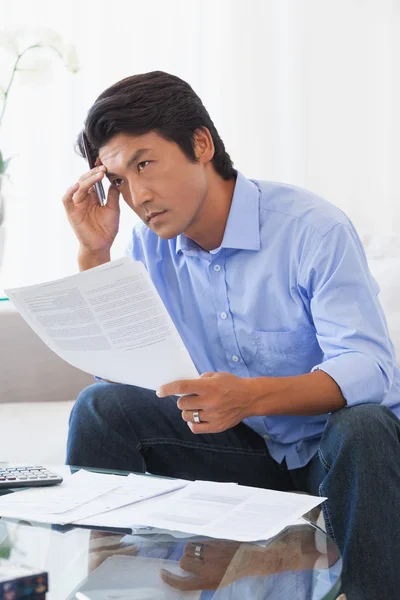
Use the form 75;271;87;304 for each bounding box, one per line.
193;127;215;164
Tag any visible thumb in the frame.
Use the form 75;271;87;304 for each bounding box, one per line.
160;569;198;591
106;184;121;211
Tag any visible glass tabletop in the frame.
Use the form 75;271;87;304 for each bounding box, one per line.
0;466;342;600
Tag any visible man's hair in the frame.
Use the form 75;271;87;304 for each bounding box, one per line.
76;71;236;180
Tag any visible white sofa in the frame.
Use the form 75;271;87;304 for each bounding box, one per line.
0;301;93;404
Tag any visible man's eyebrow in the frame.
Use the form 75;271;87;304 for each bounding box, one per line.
105;148;150;178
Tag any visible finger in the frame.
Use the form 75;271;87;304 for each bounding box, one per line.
177;395;210;411
160;569;201;591
187;421;227;434
106;181;121;210
78;164;106;183
181;409;208;423
73;171;106;205
180;555;202;573
157;378;208;398
184;542;210;558
62;183;79;206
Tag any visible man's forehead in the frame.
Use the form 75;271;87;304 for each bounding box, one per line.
98;133;152;161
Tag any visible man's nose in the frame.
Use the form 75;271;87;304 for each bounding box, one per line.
130;182;153;208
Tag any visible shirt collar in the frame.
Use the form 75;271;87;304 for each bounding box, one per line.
176;172;261;255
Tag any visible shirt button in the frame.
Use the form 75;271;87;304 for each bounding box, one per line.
232;355;239;362
213;264;221;272
220;312;227;320
264;434;270;440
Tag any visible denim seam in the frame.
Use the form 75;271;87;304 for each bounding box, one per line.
140;437;267;456
317;447;338;545
318;482;338;545
318;446;331;471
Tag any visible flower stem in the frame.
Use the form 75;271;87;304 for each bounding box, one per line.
0;43;64;130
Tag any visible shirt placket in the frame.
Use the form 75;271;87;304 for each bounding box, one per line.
208;251;249;377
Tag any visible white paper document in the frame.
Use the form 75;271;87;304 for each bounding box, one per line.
127;480;326;542
73;555;200;600
75;480;325;543
0;470;119;515
5;257;199;390
0;470;188;525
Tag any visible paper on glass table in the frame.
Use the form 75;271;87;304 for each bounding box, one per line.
130;480;326;542
76;480;326;543
0;470;188;525
5;257;199;390
0;470;119;515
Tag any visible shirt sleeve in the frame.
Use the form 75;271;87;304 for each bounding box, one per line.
300;223;395;406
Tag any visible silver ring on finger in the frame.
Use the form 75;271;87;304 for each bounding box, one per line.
193;410;201;424
194;544;204;560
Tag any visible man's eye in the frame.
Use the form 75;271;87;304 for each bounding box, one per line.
137;161;150;172
112;178;124;187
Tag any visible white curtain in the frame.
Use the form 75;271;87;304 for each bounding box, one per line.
1;0;399;290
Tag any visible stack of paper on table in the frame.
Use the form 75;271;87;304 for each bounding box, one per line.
5;257;199;391
0;470;188;525
0;470;324;542
75;479;325;543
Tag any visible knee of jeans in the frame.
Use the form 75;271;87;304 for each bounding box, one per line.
70;382;111;426
324;403;393;449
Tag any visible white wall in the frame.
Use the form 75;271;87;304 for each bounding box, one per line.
0;0;398;290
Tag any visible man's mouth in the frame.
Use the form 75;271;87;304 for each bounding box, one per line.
146;210;168;224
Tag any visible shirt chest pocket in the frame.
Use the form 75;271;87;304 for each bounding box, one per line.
254;325;321;376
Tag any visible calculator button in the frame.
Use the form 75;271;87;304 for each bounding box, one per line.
0;477;5;481
27;475;38;479
18;476;28;480
6;477;16;481
38;475;47;478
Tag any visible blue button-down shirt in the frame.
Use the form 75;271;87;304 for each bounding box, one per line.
127;172;400;469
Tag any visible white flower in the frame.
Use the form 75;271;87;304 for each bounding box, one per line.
33;27;66;55
16;54;54;85
0;31;19;56
63;44;79;73
11;27;66;56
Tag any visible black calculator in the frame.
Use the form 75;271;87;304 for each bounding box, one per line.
0;466;63;489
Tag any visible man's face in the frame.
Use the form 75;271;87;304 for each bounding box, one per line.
98;131;210;239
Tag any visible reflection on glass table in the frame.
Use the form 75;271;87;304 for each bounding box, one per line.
0;467;342;599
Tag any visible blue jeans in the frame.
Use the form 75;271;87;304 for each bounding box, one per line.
67;382;400;600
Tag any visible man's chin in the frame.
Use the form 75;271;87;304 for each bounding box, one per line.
155;228;182;240
146;222;183;240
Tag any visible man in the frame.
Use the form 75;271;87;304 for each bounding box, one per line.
64;71;400;599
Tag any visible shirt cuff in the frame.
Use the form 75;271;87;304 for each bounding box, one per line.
312;352;389;406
